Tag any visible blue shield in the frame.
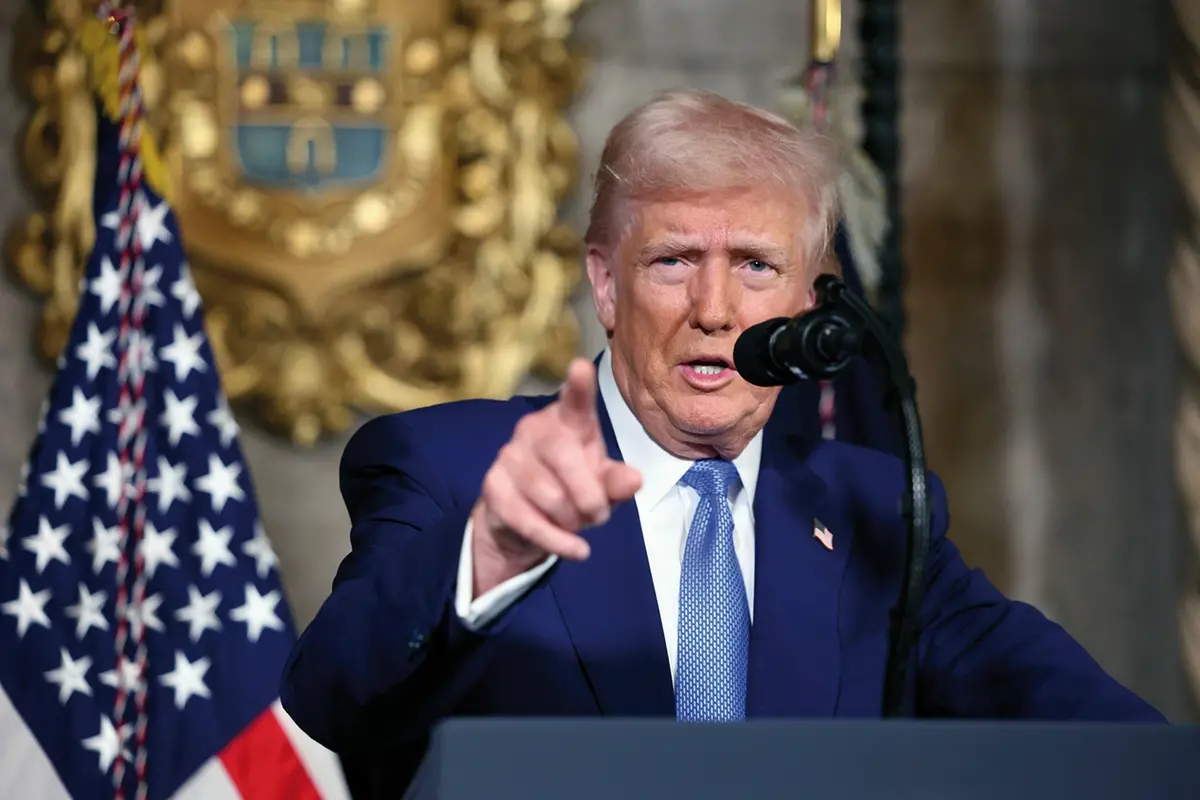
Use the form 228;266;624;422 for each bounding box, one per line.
227;20;391;191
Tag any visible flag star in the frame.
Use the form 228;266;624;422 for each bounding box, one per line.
90;256;125;315
2;579;52;638
176;585;222;643
57;388;102;446
81;715;131;775
242;522;279;579
160;324;207;382
45;648;93;704
124;593;165;636
22;516;71;573
75;322;117;381
138;523;180;579
195;454;245;513
100;657;144;694
94;453;132;510
65;583;109;638
86;519;122;573
193;520;237;577
172;263;202;318
230;584;285;643
160;389;201;446
207;396;240;449
135;263;166;310
158;651;212;710
147;456;191;514
138;199;173;250
0;524;9;560
40;452;89;509
103;197;173;251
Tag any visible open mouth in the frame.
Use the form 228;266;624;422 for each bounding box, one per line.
690;361;728;375
682;357;735;378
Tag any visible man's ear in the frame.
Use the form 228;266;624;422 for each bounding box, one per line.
586;245;617;333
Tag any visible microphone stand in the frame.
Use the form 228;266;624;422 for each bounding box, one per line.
809;274;929;718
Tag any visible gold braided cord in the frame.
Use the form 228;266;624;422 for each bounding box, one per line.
1166;0;1200;704
77;17;170;200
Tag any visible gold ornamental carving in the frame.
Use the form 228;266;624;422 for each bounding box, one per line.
8;0;586;445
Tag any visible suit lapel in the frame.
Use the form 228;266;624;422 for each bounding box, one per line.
746;428;853;717
547;394;675;716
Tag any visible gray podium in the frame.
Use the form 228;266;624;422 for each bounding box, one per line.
405;718;1200;799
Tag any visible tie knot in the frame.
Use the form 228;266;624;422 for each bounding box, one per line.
680;458;739;499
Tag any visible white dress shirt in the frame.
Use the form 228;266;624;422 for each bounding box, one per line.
455;349;762;683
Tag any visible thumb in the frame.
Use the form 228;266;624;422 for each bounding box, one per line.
602;460;643;502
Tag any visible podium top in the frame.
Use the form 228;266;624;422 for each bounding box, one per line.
408;718;1199;800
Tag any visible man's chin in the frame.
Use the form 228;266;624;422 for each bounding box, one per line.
666;399;743;438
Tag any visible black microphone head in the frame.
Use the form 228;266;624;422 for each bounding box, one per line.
734;317;795;387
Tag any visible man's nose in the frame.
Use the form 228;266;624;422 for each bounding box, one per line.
689;260;737;332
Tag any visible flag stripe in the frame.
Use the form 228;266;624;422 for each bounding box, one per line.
219;707;321;800
168;755;239;800
272;701;352;800
0;685;70;800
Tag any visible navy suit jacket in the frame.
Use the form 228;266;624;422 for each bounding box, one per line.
280;391;1163;798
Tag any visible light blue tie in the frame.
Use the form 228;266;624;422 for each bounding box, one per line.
676;459;749;722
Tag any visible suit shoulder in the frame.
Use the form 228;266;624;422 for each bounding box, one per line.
808;439;907;483
338;394;555;512
806;439;949;522
343;394;554;468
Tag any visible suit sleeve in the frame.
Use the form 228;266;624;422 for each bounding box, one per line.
455;519;558;629
280;414;513;752
913;474;1166;721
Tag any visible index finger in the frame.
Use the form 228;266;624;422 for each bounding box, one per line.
557;358;599;435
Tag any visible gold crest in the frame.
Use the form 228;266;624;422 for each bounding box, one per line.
9;0;585;444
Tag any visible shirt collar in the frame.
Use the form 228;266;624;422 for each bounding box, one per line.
597;349;763;510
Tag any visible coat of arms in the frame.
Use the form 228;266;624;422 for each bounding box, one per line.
10;0;585;444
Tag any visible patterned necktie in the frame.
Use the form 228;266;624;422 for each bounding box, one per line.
676;458;750;722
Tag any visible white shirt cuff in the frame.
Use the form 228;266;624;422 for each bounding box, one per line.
455;517;558;631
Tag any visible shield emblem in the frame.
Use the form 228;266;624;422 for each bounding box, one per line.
165;0;452;304
226;18;391;191
9;0;586;444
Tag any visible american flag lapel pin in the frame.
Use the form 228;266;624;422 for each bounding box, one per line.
813;519;834;551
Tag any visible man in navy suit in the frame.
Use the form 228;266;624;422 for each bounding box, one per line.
281;89;1162;797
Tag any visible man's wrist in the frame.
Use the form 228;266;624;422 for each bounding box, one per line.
469;502;536;598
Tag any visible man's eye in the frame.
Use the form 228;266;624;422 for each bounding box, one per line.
655;257;682;267
746;259;773;272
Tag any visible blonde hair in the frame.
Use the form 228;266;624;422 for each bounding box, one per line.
585;88;840;267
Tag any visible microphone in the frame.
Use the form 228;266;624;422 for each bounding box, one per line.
735;274;932;719
733;305;863;386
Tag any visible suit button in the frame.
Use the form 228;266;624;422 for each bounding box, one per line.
408;630;426;654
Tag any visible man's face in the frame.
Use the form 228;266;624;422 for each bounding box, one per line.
587;187;812;458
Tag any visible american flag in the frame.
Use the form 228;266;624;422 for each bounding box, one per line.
0;7;347;799
813;519;834;552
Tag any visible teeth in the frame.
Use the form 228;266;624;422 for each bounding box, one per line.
693;364;724;375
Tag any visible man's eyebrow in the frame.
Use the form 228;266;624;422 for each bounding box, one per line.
634;234;792;264
728;237;790;262
636;235;706;258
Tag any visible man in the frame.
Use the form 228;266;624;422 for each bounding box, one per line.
281;89;1163;797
